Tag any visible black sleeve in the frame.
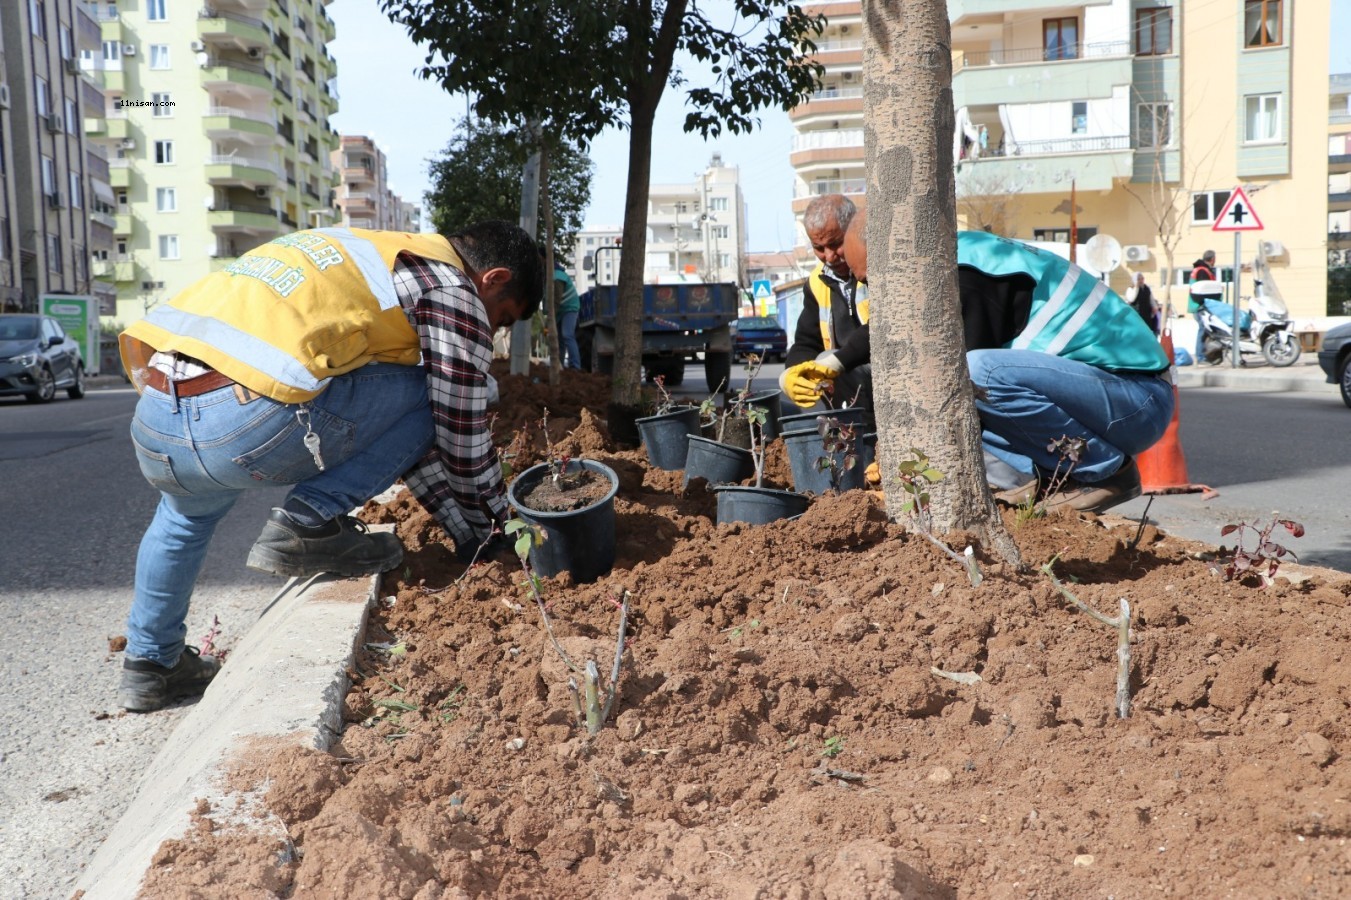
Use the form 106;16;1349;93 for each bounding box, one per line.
834;324;871;370
784;290;825;367
958;267;1035;351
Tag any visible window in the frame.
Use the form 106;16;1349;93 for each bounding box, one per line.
116;190;128;210
35;77;50;116
1034;227;1098;244
712;225;730;240
72;245;84;283
1191;190;1232;225
47;235;62;274
154;140;174;164
156;187;176;212
151;92;172;116
1043;17;1078;61
149;44;170;69
29;0;45;38
117;239;127;257
158;235;180;259
146;0;166;21
1244;0;1281;48
709;196;729;212
64;99;77;134
69;171;83;209
41;156;56;195
1071;101;1088;135
102;40;120;62
59;25;73;60
1134;7;1172;55
1136;102;1172;148
1244;94;1281;143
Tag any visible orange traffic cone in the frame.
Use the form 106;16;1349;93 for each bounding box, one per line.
1137;331;1219;499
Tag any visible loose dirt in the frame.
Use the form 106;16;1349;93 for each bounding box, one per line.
139;365;1351;899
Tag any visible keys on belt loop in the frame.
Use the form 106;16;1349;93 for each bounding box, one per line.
296;406;325;471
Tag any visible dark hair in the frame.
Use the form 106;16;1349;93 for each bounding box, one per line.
445;220;544;317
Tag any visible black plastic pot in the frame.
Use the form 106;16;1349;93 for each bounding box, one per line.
743;389;784;441
682;435;755;488
635;406;702;471
783;428;868;494
713;485;810;525
507;459;619;584
778;405;868;436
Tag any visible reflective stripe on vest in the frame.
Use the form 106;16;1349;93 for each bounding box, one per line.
811;264;868;350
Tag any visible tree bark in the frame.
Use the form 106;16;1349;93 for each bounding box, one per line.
611;98;656;414
540;142;562;388
864;0;1020;566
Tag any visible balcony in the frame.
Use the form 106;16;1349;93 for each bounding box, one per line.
789;128;864;168
204;106;276;141
109;158;130;188
801;0;860;13
804;37;862;67
204;155;280;187
208;202;281;234
90;210;117;229
790;85;862;121
949;0;1090;20
114;213;134;235
198;8;269;46
200;58;273;94
114;258;137;283
105;115;130;140
956;135;1133;194
952;43;1131;107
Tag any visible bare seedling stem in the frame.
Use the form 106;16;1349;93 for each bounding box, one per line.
1042;559;1132;719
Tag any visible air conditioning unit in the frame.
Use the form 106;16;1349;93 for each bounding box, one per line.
254;186;269;198
121;43;137;56
48;192;63;209
141;280;165;291
842;71;855;82
1260;240;1286;258
0;84;9;108
190;41;206;52
247;47;264;59
45;114;63;133
840;25;850;34
63;57;80;75
120;138;136;150
1123;245;1150;263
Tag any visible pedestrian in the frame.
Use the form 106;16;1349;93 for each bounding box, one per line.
1188;250;1218;359
778;193;871;421
795;211;1172;514
550;253;582;369
1126;272;1160;335
115;220;543;712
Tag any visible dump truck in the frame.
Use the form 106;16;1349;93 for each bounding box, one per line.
577;282;738;392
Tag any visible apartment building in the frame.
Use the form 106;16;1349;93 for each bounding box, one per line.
571;225;622;295
85;0;340;324
333;134;408;230
0;0;112;313
794;0;1334;317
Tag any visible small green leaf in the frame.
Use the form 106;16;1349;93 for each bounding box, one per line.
514;534;532;559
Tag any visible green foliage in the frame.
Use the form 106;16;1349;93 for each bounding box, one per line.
425;118;592;257
896;449;945;517
820;735;845;758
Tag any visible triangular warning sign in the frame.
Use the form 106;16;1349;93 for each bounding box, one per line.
1212;186;1264;232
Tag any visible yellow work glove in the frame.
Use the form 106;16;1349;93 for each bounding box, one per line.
864;461;881;486
781;361;839;408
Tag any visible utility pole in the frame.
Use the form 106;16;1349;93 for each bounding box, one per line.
512;140;541;375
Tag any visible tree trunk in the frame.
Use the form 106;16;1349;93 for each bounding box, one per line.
607;97;659;444
540;142;562;388
864;0;1020;566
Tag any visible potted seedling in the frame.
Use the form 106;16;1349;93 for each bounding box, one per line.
634;375;702;471
778;379;868;437
712;406;810;525
783;412;871;495
507;410;620;583
683;360;763;489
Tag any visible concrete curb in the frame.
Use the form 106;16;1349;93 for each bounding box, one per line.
74;571;377;898
1173;365;1329;393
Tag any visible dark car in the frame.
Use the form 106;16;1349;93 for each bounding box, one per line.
1317;321;1351;409
0;314;86;403
732;315;788;363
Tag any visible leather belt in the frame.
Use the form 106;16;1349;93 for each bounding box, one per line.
142;367;235;398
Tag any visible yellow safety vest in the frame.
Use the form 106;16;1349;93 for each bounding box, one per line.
808;263;869;350
121;228;464;403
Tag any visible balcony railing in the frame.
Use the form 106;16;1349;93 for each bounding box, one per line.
810;38;862;53
82;4;119;21
955;40;1130;71
813;86;862;101
199;6;265;29
206;155;279;174
206;56;269;77
791;129;864;152
206;106;276;124
210;201;276;216
972;134;1131;158
795;178;866;199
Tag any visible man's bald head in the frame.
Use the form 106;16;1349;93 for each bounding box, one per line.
843;209;868;284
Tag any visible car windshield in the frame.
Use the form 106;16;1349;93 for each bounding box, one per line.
740;317;780;330
0;317;40;341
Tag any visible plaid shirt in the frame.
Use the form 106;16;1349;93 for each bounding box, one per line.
393;252;507;548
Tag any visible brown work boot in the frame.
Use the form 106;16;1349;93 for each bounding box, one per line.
1040;459;1142;514
992;475;1039;506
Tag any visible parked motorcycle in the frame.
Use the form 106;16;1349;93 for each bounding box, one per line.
1192;279;1301;367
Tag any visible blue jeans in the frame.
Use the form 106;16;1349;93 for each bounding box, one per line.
557;310;581;370
126;363;434;665
969;349;1173;483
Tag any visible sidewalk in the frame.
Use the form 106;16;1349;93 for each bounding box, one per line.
1172;353;1330;393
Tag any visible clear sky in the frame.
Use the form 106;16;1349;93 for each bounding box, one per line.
331;0;1351;250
